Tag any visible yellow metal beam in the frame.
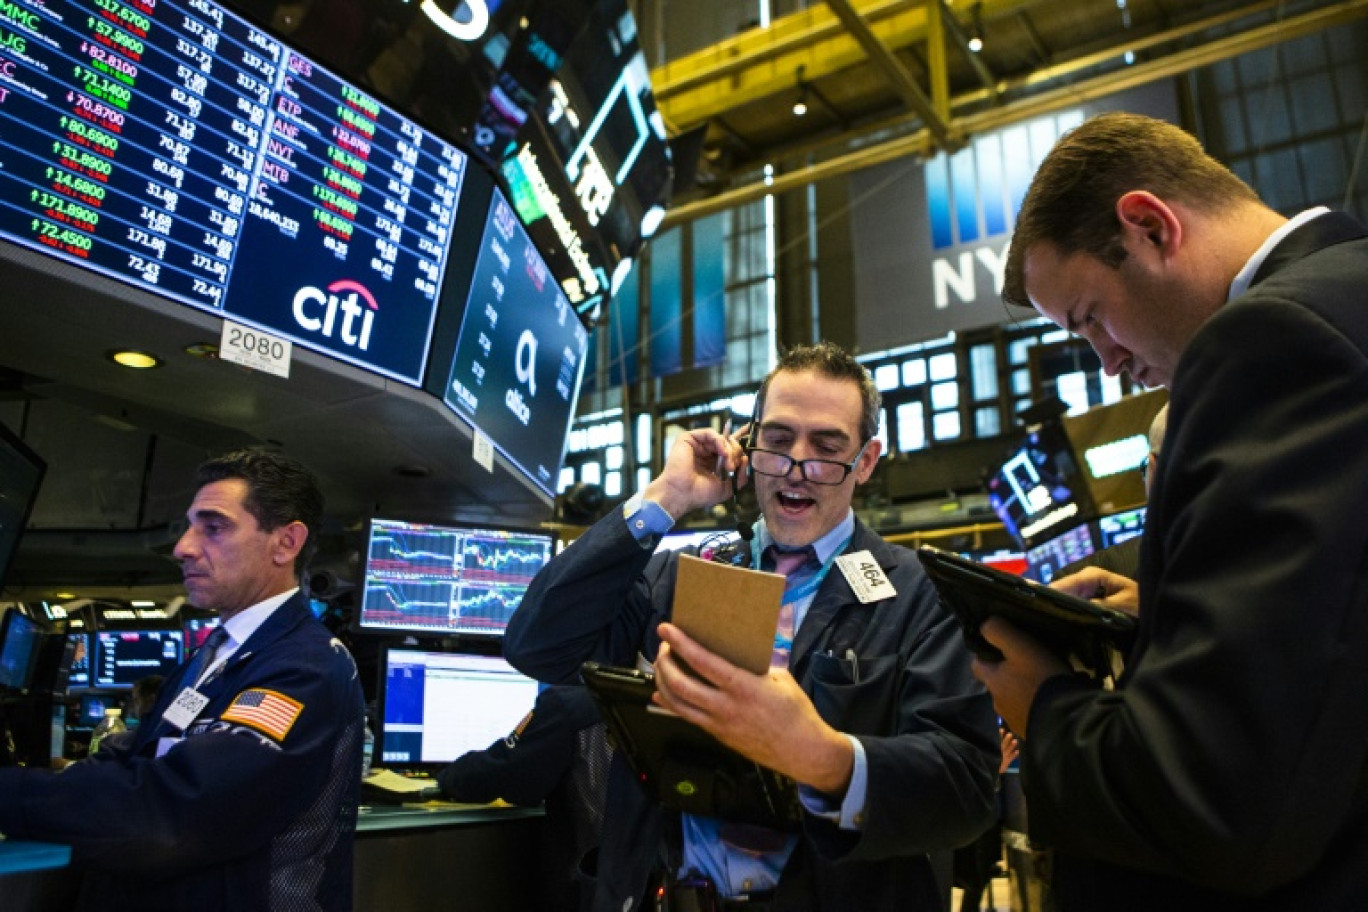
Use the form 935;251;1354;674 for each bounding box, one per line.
926;0;951;126
659;0;1368;230
824;0;952;146
651;0;1035;132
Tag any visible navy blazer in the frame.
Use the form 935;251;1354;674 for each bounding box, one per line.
506;512;999;912
0;592;366;911
1024;213;1368;910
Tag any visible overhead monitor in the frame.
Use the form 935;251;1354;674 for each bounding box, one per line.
0;609;43;693
0;0;470;385
0;423;45;590
987;422;1097;549
375;648;539;769
358;518;555;638
93;629;185;690
437;189;589;497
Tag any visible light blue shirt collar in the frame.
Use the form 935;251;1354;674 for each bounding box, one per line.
754;510;855;565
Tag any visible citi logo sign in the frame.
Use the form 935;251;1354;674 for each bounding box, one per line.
292;279;378;349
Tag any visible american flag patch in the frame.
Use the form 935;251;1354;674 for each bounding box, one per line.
221;689;303;741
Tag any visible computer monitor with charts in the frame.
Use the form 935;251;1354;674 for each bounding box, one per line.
375;648;539;770
357;519;555;638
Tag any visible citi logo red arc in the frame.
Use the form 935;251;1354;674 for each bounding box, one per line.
292;279;379;350
327;279;379;309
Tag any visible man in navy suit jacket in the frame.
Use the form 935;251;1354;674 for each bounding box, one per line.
0;450;365;911
978;111;1368;911
507;342;999;912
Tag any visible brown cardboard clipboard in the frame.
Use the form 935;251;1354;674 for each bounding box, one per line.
671;554;785;675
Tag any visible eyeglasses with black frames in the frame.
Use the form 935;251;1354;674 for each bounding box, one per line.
745;439;872;486
1139;452;1155;482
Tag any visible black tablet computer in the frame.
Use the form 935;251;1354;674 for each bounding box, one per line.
580;661;802;831
917;544;1137;671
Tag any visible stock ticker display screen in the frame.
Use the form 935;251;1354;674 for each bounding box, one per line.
358;518;555;638
442;189;588;497
0;0;468;384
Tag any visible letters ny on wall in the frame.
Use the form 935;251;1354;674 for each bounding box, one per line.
849;84;1179;353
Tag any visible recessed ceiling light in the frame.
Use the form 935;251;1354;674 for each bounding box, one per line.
184;343;219;359
108;350;163;369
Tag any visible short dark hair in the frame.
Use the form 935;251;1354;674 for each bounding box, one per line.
194;449;324;577
755;341;881;444
1002;112;1260;310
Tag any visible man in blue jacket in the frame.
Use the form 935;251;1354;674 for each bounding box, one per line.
0;449;365;911
506;342;999;912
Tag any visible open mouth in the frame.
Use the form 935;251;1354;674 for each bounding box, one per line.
774;490;816;515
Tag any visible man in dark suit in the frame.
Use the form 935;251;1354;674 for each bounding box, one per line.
0;449;365;911
975;111;1368;910
506;342;1000;912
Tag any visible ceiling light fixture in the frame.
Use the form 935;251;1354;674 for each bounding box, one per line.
967;2;985;53
792;64;809;118
107;349;163;369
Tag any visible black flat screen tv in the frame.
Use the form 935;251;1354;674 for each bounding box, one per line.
436;189;589;498
0;609;43;693
987;422;1096;549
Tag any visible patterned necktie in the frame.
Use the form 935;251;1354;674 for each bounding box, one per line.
768;546;814;669
182;625;231;689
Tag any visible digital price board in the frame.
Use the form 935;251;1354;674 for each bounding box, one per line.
0;0;468;384
442;189;587;497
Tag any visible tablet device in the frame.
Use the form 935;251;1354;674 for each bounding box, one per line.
580;661;802;831
917;544;1137;670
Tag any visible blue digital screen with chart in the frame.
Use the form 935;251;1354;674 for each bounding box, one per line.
358;517;555;637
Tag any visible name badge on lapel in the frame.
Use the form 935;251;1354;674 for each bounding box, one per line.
835;550;896;604
162;687;211;732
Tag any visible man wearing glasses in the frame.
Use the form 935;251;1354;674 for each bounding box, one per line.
506;342;999;912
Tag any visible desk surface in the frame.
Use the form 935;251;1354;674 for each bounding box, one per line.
0;803;539;874
0;841;72;875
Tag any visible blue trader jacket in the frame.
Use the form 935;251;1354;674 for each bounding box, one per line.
505;512;1000;912
0;592;365;911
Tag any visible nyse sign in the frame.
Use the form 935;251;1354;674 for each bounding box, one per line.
851;84;1180;351
932;242;1009;310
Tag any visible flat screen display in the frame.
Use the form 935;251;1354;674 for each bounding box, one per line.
0;610;42;691
376;648;538;768
76;692;116;728
987;423;1096;549
67;632;91;689
94;629;184;689
440;189;589;497
0;0;469;385
1025;523;1098;584
1098;507;1147;549
358;517;555;637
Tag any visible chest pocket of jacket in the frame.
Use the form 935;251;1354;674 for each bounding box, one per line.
808;651;900;737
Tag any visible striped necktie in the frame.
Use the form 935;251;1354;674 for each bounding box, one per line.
768;546;814;668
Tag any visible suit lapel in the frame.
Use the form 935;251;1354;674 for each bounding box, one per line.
789;523;897;677
1251;212;1368;287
